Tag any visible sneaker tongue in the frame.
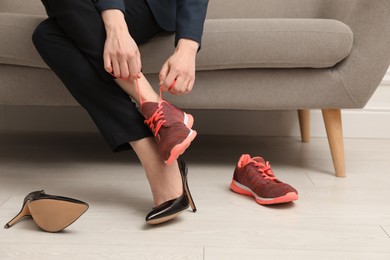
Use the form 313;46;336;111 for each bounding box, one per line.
140;101;158;119
239;154;265;167
140;101;173;127
252;157;266;164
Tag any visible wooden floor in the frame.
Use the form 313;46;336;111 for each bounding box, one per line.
0;132;389;259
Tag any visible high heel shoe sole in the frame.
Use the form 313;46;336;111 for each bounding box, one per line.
5;199;88;232
29;199;88;232
146;206;189;225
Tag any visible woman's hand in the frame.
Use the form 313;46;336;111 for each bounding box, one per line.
159;39;199;95
101;9;141;80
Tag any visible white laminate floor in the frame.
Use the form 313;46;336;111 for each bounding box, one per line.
0;132;389;260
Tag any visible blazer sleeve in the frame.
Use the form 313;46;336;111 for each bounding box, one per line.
175;0;209;49
92;0;126;14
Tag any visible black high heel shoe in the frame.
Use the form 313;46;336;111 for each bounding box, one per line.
146;157;197;225
4;190;89;232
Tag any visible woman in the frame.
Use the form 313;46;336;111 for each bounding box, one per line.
32;0;209;224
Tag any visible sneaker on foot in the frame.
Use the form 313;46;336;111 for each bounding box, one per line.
140;100;197;165
230;154;298;205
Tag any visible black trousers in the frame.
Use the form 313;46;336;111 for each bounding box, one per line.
32;0;165;151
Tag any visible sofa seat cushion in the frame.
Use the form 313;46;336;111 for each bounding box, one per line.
0;14;353;72
0;13;47;69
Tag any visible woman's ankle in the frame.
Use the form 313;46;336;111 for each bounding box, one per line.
115;74;160;104
149;164;183;207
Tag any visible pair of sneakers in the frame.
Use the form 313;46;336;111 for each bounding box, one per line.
140;99;197;165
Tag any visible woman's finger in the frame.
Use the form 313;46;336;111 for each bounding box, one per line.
104;53;112;74
112;60;121;78
172;76;185;95
119;58;130;79
187;79;195;93
159;62;170;90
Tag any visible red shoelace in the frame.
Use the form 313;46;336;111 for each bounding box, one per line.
112;74;176;136
253;161;277;181
111;72;175;106
137;78;178;137
144;106;166;137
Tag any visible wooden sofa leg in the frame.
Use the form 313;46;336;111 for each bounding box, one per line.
298;109;310;143
322;109;346;177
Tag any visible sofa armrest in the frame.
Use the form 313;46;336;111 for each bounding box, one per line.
323;0;390;107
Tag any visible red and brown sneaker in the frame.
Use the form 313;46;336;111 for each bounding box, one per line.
140;100;197;165
230;154;298;205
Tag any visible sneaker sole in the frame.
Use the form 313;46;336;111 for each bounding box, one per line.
230;179;298;205
165;130;197;165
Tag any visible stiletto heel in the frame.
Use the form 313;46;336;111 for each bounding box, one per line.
4;190;89;232
184;178;197;212
145;157;197;225
180;159;197;212
4;203;31;229
4;190;43;229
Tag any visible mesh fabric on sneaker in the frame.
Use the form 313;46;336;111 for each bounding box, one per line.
230;154;298;205
140;100;196;165
142;100;193;128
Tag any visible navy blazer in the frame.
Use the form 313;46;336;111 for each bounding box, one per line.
94;0;209;47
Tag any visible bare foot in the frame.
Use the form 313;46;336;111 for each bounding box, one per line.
129;137;183;207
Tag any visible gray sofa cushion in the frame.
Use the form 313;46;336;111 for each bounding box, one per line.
0;14;353;72
0;13;46;69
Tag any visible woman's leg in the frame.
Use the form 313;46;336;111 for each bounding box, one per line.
32;19;150;150
40;0;161;103
130;138;183;206
32;18;182;206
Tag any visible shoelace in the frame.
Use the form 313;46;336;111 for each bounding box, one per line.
253;161;277;181
110;72;175;106
137;78;167;136
137;78;179;137
144;105;166;137
112;75;176;136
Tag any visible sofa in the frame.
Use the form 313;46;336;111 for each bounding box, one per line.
1;0;390;177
